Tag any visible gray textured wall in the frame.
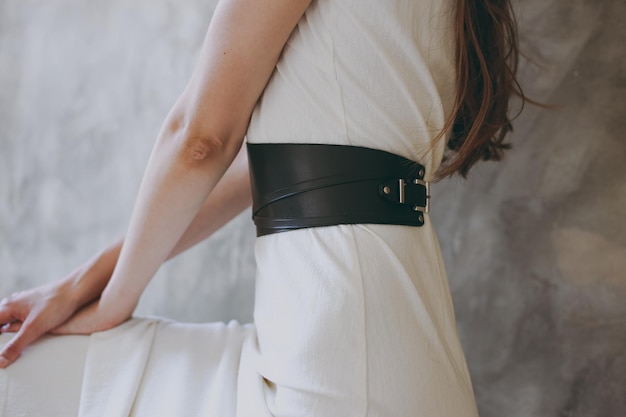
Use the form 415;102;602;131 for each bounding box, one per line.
433;1;626;415
1;1;624;416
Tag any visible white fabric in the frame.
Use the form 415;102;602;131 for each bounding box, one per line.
0;334;87;417
1;0;479;415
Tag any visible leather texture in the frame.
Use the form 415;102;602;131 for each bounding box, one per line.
247;143;430;237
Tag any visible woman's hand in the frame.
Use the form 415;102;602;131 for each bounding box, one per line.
0;279;83;368
0;243;122;369
0;285;128;369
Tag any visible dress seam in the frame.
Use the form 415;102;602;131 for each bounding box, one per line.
347;226;370;417
327;17;351;144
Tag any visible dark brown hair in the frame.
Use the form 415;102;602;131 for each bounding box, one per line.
435;0;527;180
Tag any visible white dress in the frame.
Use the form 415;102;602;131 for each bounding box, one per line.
0;0;479;416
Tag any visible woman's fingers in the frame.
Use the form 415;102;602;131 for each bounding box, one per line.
0;284;85;367
0;310;17;328
0;319;43;368
0;299;22;326
1;321;23;333
0;298;24;367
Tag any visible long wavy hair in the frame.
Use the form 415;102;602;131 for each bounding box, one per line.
434;0;529;180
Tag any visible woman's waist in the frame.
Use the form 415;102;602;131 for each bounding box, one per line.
247;142;431;237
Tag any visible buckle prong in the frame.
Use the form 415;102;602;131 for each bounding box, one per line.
412;179;430;213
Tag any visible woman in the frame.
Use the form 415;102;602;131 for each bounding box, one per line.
0;0;524;415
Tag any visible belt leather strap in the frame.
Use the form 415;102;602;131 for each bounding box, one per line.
247;143;431;237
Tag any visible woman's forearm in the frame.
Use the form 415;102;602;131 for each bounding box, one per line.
63;242;122;308
97;108;248;322
167;143;251;258
65;145;251;308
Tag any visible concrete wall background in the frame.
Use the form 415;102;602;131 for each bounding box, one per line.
1;1;624;416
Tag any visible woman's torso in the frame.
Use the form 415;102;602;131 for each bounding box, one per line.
240;2;479;416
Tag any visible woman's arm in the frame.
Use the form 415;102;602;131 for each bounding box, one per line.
57;0;312;330
168;143;251;259
66;144;251;305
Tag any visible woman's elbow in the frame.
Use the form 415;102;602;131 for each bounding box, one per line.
161;113;241;168
181;134;226;164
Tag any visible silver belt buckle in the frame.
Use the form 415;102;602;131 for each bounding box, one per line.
409;179;430;213
395;178;430;214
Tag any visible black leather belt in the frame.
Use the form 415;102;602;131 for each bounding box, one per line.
247;143;431;237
